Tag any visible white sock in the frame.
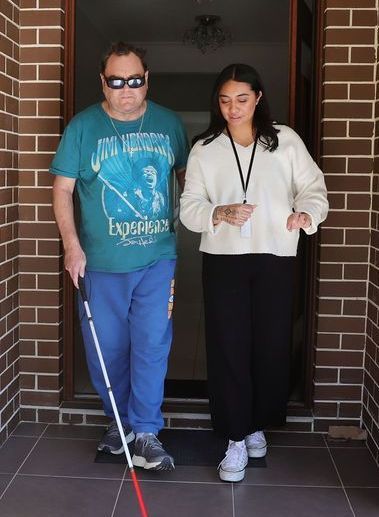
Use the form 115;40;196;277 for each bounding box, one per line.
229;439;246;448
136;432;155;441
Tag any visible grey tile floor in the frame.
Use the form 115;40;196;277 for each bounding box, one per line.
0;423;378;516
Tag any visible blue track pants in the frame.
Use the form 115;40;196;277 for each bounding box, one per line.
78;259;176;434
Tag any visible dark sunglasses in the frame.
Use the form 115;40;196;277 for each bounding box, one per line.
104;75;146;89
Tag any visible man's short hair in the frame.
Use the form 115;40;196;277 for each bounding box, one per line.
100;42;148;73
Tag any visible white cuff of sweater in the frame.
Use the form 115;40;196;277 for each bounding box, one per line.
207;205;222;235
301;210;318;235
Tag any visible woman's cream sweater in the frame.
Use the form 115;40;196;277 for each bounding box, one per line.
180;125;328;256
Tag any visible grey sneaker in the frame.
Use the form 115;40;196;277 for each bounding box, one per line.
132;434;174;471
97;420;135;455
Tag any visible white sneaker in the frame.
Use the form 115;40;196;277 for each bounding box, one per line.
218;440;248;482
245;431;267;458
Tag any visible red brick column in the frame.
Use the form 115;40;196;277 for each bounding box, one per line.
315;0;377;438
0;0;20;444
18;0;65;424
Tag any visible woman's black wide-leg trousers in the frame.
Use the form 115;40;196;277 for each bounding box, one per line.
202;253;296;441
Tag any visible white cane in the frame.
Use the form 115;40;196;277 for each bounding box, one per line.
78;276;148;517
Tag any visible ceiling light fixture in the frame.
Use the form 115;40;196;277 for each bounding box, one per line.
183;15;232;54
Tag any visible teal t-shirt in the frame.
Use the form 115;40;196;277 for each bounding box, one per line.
50;101;189;272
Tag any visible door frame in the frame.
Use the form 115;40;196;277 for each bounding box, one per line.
62;0;76;401
61;0;325;409
288;0;325;407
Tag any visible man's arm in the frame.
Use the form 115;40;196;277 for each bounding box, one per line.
52;175;86;288
175;167;186;191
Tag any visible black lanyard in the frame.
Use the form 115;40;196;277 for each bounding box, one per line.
226;126;259;203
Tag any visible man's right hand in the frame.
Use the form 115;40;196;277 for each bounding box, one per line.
64;243;86;288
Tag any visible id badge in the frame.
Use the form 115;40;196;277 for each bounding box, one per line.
240;218;251;238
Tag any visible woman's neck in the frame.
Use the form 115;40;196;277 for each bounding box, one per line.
227;124;256;147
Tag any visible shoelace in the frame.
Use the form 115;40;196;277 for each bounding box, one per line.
107;422;124;437
218;442;246;470
143;436;163;450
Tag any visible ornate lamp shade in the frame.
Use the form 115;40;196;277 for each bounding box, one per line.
183;15;232;54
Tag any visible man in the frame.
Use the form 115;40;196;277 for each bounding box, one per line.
51;42;188;471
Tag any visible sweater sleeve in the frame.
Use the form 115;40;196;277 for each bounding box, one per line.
179;147;218;234
290;131;329;235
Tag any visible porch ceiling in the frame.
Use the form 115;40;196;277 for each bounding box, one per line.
77;0;290;44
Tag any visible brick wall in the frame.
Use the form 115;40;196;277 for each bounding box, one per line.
1;1;379;456
0;0;20;444
17;0;64;426
315;0;378;458
363;7;379;463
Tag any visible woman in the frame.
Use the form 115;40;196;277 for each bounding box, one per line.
180;64;328;483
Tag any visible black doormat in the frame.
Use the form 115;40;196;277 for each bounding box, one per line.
94;429;266;468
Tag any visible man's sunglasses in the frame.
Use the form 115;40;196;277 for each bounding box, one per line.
104;75;146;89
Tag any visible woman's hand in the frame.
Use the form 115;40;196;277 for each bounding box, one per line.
213;203;257;227
287;212;312;231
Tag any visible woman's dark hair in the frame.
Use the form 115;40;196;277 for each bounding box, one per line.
100;41;148;73
194;63;279;151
